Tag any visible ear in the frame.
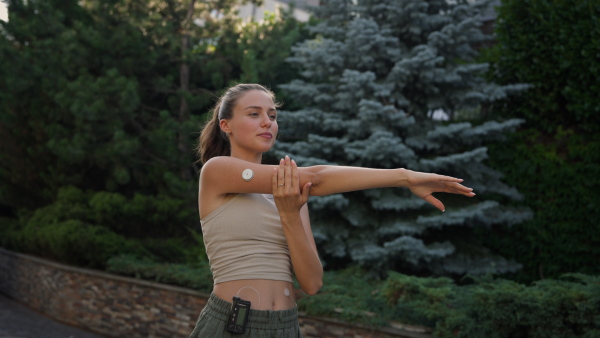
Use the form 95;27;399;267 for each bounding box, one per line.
219;119;231;134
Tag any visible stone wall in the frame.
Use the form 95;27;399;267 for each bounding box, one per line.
0;248;431;338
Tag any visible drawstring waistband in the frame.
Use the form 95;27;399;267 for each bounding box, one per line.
205;293;299;330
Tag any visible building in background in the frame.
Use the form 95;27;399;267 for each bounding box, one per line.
236;0;319;22
1;2;8;22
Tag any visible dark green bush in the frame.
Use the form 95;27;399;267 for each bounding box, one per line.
295;267;391;328
281;268;600;336
12;185;195;240
87;189;196;239
139;233;206;265
483;128;600;282
1;185;203;268
383;272;600;338
106;254;213;292
9;219;148;268
479;0;600;282
488;0;600;133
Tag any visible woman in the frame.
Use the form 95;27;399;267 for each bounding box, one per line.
190;84;475;337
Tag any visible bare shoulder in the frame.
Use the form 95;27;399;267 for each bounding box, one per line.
199;156;233;179
198;157;234;218
199;156;248;190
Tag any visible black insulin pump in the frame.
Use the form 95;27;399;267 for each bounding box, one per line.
227;296;251;334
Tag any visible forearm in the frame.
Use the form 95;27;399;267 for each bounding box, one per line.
279;212;323;295
302;165;411;196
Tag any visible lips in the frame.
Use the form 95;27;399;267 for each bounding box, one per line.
258;132;273;139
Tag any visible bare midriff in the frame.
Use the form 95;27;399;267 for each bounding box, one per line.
213;279;296;311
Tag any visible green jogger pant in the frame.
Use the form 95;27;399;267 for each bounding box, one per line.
189;293;302;338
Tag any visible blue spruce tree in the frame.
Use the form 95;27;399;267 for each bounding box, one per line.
273;0;531;276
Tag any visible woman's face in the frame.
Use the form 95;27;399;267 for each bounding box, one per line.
221;90;278;158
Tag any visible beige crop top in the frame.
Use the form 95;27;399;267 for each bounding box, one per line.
201;193;293;284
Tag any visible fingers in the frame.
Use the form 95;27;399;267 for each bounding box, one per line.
301;182;312;204
423;194;445;212
273;156;309;212
436;174;464;183
291;158;300;192
445;182;475;196
431;172;474;195
415;173;476;212
284;156;293;192
433;174;474;193
275;156;301;196
278;157;285;189
272;166;278;193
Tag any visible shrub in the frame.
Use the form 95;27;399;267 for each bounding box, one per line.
2;185;203;268
483;128;600;282
88;189;196;239
479;0;600;282
106;254;213;292
383;272;600;337
13;219;149;268
295;267;391;328
488;0;600;133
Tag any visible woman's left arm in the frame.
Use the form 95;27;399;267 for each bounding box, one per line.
273;157;323;295
302;165;475;212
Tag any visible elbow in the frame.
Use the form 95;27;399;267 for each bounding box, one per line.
302;278;323;296
304;166;324;196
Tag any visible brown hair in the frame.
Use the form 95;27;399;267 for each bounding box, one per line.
198;84;277;164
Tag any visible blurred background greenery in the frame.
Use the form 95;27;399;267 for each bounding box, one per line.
1;0;598;336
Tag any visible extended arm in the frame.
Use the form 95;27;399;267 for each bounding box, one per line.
305;165;475;212
200;156;474;213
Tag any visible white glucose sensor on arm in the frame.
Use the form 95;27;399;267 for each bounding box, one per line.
242;169;254;181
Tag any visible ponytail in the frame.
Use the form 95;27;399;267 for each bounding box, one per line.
198;101;230;164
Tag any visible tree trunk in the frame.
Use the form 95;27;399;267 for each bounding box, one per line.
178;0;196;181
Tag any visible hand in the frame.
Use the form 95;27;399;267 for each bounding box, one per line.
406;170;475;212
272;156;312;215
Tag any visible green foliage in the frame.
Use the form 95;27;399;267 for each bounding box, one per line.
0;0;206;209
6;218;148;268
295;268;600;336
106;254;213;292
383;272;455;328
211;8;311;101
0;0;305;210
31;186;194;239
383;272;600;338
140;233;206;265
88;190;195;239
487;0;600;133
0;185;205;268
477;0;600;282
296;267;391;327
482;128;600;282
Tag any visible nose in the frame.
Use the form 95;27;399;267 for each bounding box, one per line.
260;113;272;128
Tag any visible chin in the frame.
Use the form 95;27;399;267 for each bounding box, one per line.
260;141;275;151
